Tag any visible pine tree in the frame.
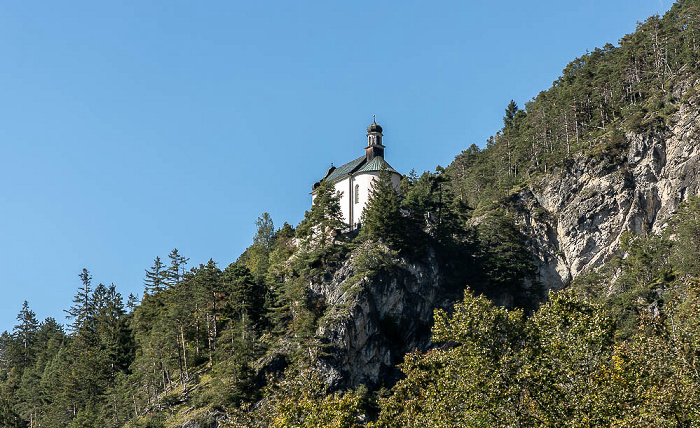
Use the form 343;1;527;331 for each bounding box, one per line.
668;195;700;277
12;301;39;369
165;248;189;286
0;396;22;428
241;213;276;279
65;268;94;333
126;293;139;312
191;260;223;365
93;283;132;372
254;212;275;251
360;168;409;250
503;99;519;129
221;263;265;328
144;256;167;294
296;180;345;246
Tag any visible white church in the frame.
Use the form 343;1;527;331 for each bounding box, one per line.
311;118;401;230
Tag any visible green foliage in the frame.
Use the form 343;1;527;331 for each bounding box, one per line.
353;241;398;281
253;212;275;250
144;256;167;294
9;301;39;371
521;291;617;425
377;290;520;427
574;195;700;338
401;169;470;245
297;180;345;247
668;195;700;276
239;212;277;280
475;209;540;305
227;365;367;428
0;271;135;427
65;268;94;332
447;0;700;210
378;286;700;427
0;396;23;428
360;169;413;252
165;248;189;286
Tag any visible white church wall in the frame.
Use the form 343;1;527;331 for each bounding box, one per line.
312;171;401;230
333;178;351;228
350;171;401;229
352;172;377;227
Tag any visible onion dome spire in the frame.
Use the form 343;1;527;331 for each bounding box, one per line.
365;115;385;161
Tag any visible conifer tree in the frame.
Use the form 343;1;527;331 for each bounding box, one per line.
477;210;538;297
296;180;345;246
144;256;167;294
193;259;223;364
165;248;189;286
12;301;39;369
254;212;275;251
0;397;22;428
126;293;139;312
241;213;276;279
93;283;132;371
668;195;700;277
360;168;409;250
503;99;519;129
65;268;94;333
222;263;264;328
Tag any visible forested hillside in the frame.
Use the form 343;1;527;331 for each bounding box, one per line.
2;1;700;426
447;0;700;208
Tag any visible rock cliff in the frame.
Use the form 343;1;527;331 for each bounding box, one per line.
512;79;700;290
308;243;457;390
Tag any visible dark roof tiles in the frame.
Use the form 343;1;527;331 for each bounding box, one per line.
357;156;397;174
320;155;398;187
324;156;366;183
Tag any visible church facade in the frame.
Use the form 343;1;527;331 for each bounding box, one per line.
312;119;401;230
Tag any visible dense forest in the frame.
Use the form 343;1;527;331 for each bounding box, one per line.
3;1;700;426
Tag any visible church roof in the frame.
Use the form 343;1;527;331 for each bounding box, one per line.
312;119;399;192
356;156;398;174
324;156;365;183
320;155;398;186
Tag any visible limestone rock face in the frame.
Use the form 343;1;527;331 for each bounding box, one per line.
512;93;700;290
308;243;454;390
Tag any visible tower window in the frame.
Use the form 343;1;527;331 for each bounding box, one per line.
355;184;360;204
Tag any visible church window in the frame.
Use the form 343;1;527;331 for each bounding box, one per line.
355;184;360;203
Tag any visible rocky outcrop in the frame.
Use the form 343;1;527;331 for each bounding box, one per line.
512;81;700;289
308;243;455;390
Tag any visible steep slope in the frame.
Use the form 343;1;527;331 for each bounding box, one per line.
312;243;452;389
512;77;700;288
445;1;700;292
260;241;464;392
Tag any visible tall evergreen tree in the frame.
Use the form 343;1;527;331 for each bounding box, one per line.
477;210;539;304
12;301;39;369
360;169;410;251
503;99;519;129
191;260;223;365
221;263;265;328
144;256;167;294
241;213;277;279
165;248;189;286
296;180;345;247
65;268;94;333
253;212;275;251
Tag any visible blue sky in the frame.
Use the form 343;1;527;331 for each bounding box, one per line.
0;0;671;332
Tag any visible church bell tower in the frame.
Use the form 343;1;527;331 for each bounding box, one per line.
365;116;385;161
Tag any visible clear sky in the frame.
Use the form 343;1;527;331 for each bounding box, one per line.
0;0;672;333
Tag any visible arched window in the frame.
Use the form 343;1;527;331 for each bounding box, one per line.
355;184;360;204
